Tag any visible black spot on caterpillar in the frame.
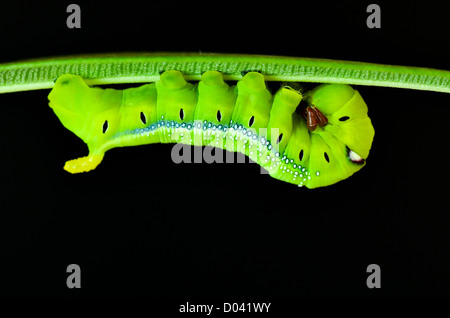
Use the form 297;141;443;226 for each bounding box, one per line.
276;133;283;144
179;108;185;120
248;115;255;127
140;112;147;124
102;120;108;134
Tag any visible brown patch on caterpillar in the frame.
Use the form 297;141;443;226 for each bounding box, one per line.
301;106;328;132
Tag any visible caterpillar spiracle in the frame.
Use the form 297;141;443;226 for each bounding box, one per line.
48;70;375;189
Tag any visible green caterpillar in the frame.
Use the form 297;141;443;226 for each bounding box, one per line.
2;53;449;188
48;70;374;188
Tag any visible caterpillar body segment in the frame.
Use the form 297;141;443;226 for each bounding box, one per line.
48;71;375;188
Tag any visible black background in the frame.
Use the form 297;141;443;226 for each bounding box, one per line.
0;0;449;302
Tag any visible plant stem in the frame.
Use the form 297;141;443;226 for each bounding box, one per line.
0;52;449;93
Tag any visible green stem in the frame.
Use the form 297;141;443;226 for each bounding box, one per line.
0;52;449;93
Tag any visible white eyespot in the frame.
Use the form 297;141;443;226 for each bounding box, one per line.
348;149;364;163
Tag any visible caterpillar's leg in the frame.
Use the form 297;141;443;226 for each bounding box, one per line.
63;153;104;173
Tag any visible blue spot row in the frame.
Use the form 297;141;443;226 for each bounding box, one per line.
128;118;307;173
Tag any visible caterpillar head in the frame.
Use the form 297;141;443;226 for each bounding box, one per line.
303;84;375;188
48;74;122;153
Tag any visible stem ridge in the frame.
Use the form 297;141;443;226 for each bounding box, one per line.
0;53;449;93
